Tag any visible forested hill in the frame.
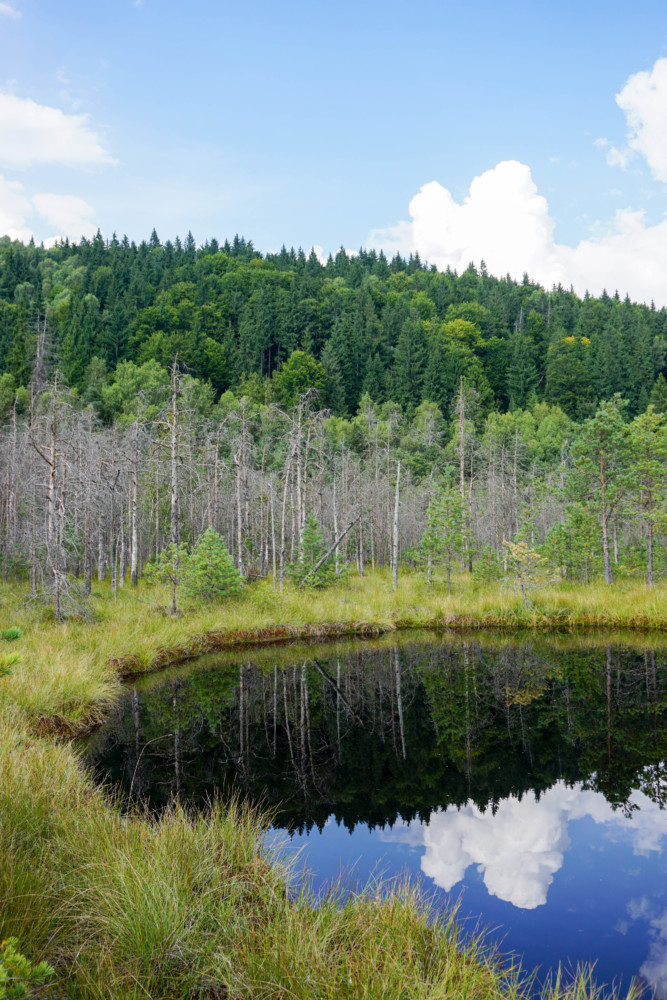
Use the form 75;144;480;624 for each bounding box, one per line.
1;230;667;422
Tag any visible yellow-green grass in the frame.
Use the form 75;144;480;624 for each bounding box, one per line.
0;571;661;999
2;570;667;727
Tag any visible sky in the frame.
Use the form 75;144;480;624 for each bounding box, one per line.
2;1;667;302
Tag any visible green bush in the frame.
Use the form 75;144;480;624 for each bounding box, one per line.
0;629;22;642
183;529;242;601
0;653;19;678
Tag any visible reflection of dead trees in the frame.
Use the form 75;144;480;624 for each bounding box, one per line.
393;648;406;760
225;651;419;807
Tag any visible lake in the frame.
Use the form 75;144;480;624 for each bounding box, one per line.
85;632;667;997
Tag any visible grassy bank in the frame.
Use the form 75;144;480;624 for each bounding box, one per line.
1;572;659;999
3;570;667;728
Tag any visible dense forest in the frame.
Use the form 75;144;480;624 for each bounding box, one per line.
1;230;667;420
0;230;666;611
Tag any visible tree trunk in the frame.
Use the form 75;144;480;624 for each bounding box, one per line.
392;460;400;591
170;360;180;547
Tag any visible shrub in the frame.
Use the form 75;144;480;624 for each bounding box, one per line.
183;529;242;601
0;653;19;678
0;629;22;642
288;514;337;589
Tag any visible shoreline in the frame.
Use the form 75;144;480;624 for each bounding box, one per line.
1;573;661;999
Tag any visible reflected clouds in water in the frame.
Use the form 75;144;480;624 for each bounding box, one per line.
382;781;667;911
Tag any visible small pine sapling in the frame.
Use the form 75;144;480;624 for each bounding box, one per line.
183;529;242;601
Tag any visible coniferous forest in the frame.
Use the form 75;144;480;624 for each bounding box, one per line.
1;230;666;609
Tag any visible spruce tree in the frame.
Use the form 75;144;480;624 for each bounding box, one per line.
649;373;667;414
288;513;337;588
183;529;242;601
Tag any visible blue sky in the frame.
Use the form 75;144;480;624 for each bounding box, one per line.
2;0;667;301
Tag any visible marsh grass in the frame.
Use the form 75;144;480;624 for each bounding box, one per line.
0;570;658;998
2;571;666;724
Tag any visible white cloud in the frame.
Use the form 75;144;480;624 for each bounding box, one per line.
0;175;32;240
33;192;96;239
369;56;667;307
0;175;97;242
0;2;20;18
382;780;667;912
369;160;667;306
0;92;115;170
625;899;667;997
615;58;667;183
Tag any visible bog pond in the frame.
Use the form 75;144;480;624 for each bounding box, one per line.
85;632;667;996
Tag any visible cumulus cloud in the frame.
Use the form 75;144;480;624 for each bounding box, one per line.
624;898;667;997
382;781;667;911
615;57;667;183
0;175;97;242
0;2;20;17
0;92;115;169
0;175;32;240
32;192;96;239
369;160;667;306
368;56;667;307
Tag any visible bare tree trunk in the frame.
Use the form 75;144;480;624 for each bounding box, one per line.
601;509;614;585
458;375;467;570
270;476;277;591
235;450;245;577
392;460;400;591
130;453;139;586
83;505;91;596
170;359;180;547
279;439;296;591
118;493;126;588
332;458;339;575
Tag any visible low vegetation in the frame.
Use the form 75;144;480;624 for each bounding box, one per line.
1;570;659;999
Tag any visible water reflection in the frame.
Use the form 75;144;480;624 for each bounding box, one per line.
86;635;667;995
382;783;667;909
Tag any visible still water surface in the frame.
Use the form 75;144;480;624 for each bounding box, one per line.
86;633;667;996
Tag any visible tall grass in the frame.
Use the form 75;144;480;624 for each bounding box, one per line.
2;571;666;724
0;571;657;998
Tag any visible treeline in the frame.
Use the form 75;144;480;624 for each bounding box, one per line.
0;365;665;617
1;231;667;424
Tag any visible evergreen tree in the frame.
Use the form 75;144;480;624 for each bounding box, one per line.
649;373;667;414
183;529;242;600
506;329;539;409
568;397;631;584
390;316;427;413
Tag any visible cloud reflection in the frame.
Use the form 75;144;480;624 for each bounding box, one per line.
382;781;667;911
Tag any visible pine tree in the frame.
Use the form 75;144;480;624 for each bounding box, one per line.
183;529;242;600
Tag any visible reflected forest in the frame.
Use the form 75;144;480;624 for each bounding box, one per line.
88;637;667;833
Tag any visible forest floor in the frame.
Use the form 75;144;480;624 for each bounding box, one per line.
1;570;660;1000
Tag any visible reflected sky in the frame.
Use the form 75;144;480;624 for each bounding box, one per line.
382;781;667;910
278;782;667;996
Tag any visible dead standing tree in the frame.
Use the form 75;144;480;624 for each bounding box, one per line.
28;374;92;620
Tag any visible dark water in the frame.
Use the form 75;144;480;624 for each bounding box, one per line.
85;633;667;996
